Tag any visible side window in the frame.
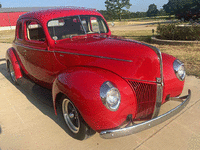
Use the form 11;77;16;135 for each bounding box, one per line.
17;22;23;39
98;19;108;33
90;17;100;33
26;21;45;41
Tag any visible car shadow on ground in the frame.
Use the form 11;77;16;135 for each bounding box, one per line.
0;61;77;139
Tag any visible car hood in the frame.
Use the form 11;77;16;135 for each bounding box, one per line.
53;35;161;82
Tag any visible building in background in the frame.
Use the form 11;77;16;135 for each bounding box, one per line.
0;7;58;30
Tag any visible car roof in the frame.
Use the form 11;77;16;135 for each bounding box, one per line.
18;7;102;23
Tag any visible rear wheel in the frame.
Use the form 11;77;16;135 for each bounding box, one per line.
7;61;18;85
61;97;95;140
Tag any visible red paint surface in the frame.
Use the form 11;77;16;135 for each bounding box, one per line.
6;8;186;131
6;48;23;79
162;53;184;102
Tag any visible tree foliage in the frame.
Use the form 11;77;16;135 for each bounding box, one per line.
105;0;132;21
146;4;159;17
0;3;2;8
158;9;167;16
163;0;200;15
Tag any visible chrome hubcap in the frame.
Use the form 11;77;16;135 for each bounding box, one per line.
62;99;80;133
69;112;75;119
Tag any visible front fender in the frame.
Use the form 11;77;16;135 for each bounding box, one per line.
6;47;23;80
162;53;184;103
52;67;137;131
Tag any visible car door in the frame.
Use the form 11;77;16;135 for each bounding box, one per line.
14;20;29;74
23;19;55;87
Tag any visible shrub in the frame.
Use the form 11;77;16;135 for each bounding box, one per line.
157;23;200;41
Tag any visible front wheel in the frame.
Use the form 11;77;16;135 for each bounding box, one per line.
61;97;95;140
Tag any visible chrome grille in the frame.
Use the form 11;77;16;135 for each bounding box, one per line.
128;80;157;119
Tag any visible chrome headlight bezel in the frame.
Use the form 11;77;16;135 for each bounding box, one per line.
100;81;121;111
173;59;186;81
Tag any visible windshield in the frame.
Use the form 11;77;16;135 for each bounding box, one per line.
47;15;108;40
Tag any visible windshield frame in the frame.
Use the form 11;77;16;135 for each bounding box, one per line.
47;15;109;41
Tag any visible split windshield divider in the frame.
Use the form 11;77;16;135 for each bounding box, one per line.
78;15;87;38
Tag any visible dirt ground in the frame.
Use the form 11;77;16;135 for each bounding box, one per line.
109;24;157;31
0;36;200;149
107;20;176;31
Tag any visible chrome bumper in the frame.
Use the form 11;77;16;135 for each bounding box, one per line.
100;89;191;139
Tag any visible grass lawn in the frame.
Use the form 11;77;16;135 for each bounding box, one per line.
112;30;153;42
112;30;200;78
0;30;15;43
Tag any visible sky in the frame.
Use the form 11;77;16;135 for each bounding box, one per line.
0;0;169;12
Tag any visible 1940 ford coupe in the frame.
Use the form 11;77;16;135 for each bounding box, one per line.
6;7;191;140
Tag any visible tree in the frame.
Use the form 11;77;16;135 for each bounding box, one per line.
0;3;2;8
105;0;132;21
98;10;113;21
146;4;159;17
158;9;166;16
163;0;200;15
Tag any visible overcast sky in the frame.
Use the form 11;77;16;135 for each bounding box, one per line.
0;0;169;12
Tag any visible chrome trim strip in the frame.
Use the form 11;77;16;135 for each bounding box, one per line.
100;89;191;139
14;43;50;52
141;44;164;119
54;51;133;62
152;84;163;118
14;43;132;62
105;37;164;84
145;45;164;86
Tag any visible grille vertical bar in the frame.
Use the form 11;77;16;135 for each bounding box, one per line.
128;80;157;119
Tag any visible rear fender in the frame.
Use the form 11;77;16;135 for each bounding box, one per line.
52;67;137;131
6;47;23;80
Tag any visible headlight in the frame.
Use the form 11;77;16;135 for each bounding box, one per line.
173;59;186;81
100;81;121;111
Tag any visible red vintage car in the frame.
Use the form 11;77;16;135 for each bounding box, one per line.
6;7;191;140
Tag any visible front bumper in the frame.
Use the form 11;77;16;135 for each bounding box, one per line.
100;89;191;139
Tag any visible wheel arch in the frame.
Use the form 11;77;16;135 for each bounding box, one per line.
6;47;23;80
54;92;65;115
52;66;137;131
